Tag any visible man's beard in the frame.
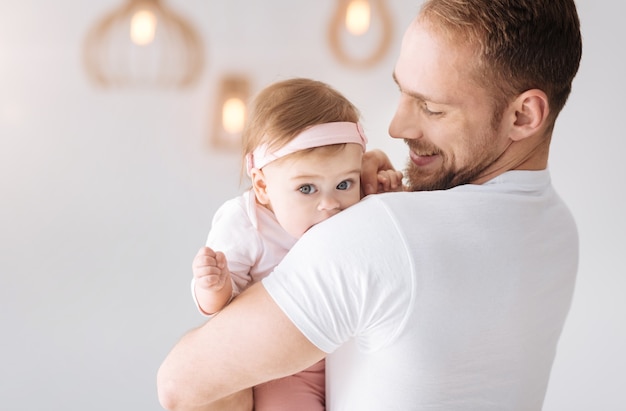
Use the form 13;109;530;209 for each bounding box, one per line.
404;162;457;191
403;139;493;192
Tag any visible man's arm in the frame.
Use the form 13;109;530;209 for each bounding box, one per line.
157;282;326;411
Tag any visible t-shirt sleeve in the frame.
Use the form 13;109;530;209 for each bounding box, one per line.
262;197;414;354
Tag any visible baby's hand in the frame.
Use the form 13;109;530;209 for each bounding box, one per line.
376;169;405;193
361;149;405;195
192;246;231;291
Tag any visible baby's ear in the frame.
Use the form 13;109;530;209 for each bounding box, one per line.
250;168;270;205
509;89;550;142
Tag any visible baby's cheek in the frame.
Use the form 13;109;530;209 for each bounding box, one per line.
281;216;310;239
347;192;361;207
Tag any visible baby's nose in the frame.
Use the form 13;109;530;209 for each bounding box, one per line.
317;196;341;211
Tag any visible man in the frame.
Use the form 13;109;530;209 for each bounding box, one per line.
158;0;582;409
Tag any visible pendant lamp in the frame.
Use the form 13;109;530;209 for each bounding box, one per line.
83;0;204;88
328;0;393;69
211;75;250;150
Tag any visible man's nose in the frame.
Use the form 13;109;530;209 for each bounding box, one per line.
389;95;422;140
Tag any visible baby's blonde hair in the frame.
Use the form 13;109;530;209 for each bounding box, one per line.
241;78;360;177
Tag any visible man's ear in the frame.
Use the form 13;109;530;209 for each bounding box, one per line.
250;168;270;205
509;89;550;142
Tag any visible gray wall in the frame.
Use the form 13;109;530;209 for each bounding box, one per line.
1;1;623;410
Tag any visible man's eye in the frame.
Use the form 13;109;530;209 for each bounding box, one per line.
337;180;352;190
422;102;442;116
299;184;317;194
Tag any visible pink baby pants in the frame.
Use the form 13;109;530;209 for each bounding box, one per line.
253;359;325;411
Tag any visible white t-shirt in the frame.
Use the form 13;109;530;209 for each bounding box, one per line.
263;170;578;410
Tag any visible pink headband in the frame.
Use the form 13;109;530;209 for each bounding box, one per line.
246;122;368;176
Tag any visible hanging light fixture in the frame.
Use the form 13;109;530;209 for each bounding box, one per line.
211;75;250;150
328;0;393;69
83;0;204;88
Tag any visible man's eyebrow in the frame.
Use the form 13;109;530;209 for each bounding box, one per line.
392;71;443;104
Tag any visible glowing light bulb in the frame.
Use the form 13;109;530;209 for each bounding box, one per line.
222;97;246;134
346;0;371;35
212;75;250;149
130;10;157;46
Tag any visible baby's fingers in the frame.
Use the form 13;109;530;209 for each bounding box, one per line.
193;247;219;266
214;251;228;270
194;272;227;291
377;170;405;193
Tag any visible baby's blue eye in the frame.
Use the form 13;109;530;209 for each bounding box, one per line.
299;184;317;194
337;180;352;190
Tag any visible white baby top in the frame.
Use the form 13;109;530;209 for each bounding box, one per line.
193;189;296;311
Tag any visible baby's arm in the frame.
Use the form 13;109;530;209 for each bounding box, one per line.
361;149;405;196
192;246;234;315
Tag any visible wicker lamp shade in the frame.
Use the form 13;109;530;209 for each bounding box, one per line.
83;0;204;88
327;0;393;69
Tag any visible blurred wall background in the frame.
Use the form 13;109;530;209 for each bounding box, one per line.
1;1;624;410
